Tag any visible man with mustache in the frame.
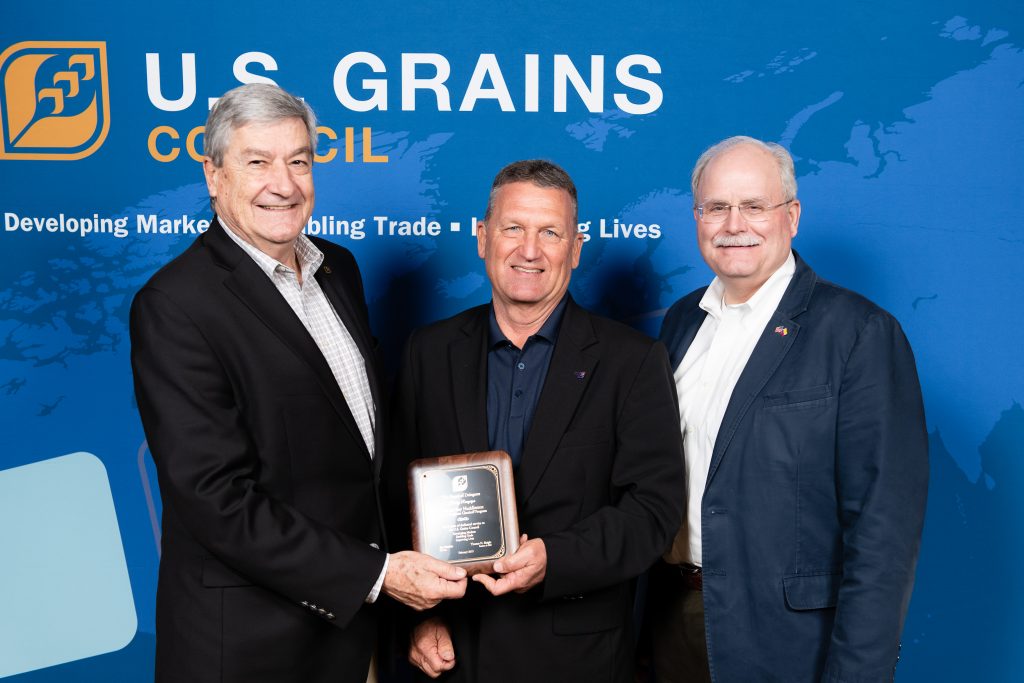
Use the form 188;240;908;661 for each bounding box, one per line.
649;136;928;682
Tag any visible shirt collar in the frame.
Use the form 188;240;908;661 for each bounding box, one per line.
220;218;323;279
488;294;569;349
699;251;796;321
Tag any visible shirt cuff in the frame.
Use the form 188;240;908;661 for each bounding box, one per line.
365;552;389;603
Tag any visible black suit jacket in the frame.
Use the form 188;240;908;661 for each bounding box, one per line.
392;296;684;683
130;219;387;683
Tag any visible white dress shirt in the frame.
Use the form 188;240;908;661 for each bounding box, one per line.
222;224;387;601
668;252;795;566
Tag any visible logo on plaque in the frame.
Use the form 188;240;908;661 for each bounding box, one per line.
0;41;111;160
452;474;468;492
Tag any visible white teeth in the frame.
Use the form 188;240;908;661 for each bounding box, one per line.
258;205;295;210
513;266;542;273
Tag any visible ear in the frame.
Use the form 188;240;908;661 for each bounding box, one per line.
570;231;584;269
476;221;488;259
203;158;219;201
787;199;801;238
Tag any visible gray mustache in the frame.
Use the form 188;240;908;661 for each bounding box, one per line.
713;234;762;247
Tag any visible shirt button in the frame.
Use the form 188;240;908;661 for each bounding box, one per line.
514;389;523;398
517;362;526;370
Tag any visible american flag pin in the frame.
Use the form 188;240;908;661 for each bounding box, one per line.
574;371;587;380
774;325;788;336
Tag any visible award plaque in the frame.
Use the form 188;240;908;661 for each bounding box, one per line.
408;451;520;575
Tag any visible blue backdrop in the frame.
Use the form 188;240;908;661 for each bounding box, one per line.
1;1;1022;680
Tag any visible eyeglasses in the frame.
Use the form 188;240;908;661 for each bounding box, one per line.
695;199;794;223
497;225;570;245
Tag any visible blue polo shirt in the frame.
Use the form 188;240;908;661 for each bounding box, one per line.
486;296;568;467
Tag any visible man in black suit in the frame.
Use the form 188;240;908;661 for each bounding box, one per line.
396;160;685;682
130;83;467;683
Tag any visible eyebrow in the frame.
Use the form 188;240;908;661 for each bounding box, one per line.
701;195;772;204
240;146;312;158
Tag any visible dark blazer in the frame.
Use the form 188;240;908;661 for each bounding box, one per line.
658;253;928;683
130;219;387;683
392;296;685;683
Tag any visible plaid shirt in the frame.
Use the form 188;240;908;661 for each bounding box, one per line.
223;225;376;458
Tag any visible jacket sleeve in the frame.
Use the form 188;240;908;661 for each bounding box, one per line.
130;285;386;628
823;312;929;682
541;342;685;598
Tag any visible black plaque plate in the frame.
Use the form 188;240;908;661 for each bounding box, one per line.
408;451;520;575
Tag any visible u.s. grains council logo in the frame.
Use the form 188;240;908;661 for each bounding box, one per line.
0;41;110;160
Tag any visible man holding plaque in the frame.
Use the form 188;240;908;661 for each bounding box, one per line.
393;160;685;681
131;84;467;683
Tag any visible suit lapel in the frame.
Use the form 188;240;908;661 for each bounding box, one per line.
705;254;817;486
518;298;600;505
451;309;490;453
205;220;371;461
315;261;384;470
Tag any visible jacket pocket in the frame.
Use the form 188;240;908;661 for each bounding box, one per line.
782;572;840;610
557;428;611;449
201;557;253;587
763;384;833;411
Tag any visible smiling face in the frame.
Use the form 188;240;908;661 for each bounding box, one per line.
477;181;583;323
204;117;314;264
695;143;800;303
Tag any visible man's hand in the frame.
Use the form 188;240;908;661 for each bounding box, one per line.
383;551;467;611
472;534;546;596
409;616;456;678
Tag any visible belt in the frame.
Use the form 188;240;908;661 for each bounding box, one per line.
670;562;703;591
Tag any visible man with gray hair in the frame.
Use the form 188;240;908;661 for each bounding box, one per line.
649;136;928;681
130;83;466;683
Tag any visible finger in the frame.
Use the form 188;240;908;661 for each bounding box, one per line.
472;573;499;593
437;576;467;599
477;572;517;596
494;547;531;574
425;649;448;674
425;555;467;580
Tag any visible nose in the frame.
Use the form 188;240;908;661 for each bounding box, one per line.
722;205;746;232
518;229;542;259
266;159;297;196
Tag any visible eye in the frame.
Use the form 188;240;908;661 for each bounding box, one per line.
742;202;766;215
502;225;524;236
247;159;266;167
707;203;729;215
540;228;562;242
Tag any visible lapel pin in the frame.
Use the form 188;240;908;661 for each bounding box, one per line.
322;265;332;274
774;325;789;336
574;371;587;380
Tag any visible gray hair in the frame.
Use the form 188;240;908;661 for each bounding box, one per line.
204;83;317;166
484;159;579;228
690;135;797;206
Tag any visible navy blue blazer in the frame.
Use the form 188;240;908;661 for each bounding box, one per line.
659;253;928;683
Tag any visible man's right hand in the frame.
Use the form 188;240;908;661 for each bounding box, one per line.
382;551;467;611
409;616;456;678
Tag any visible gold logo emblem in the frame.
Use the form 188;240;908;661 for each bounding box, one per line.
0;41;110;160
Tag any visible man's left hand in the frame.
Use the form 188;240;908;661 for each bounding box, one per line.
472;535;546;595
